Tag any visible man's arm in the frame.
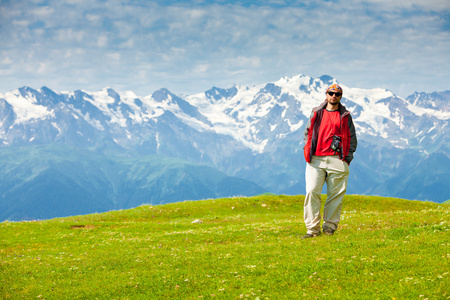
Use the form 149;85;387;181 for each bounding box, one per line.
303;111;314;148
345;114;357;163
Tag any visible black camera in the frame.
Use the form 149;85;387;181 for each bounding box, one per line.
331;135;341;152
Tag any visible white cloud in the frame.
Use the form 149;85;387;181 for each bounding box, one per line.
29;6;54;17
0;57;13;65
106;52;121;61
97;36;108;48
0;0;448;97
55;29;85;43
12;20;31;27
193;64;210;73
360;0;450;12
86;14;102;23
225;56;262;69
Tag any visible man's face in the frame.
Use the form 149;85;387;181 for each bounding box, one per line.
326;91;342;105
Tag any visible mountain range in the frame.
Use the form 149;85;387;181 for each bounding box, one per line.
0;74;448;221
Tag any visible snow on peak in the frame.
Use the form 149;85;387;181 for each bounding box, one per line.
1;88;53;123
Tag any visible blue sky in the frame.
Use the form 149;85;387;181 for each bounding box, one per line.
1;0;449;97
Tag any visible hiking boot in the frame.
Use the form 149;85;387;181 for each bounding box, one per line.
301;232;321;239
323;227;335;236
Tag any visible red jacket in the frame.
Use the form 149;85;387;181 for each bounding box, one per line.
303;101;357;164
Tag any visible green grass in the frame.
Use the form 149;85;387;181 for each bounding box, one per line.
1;195;449;299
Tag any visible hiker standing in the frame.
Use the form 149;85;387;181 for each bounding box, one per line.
302;83;357;239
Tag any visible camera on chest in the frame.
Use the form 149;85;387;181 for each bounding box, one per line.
331;135;341;152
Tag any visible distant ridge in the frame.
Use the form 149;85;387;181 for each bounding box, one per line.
0;145;265;222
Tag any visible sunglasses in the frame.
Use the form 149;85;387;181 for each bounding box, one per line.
327;92;342;97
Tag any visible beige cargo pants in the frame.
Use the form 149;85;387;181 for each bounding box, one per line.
304;155;349;235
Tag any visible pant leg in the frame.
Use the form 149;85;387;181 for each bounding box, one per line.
304;156;327;234
323;156;349;231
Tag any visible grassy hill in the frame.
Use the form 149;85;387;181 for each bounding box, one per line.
1;195;449;299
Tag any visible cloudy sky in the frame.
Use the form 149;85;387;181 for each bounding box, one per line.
1;0;449;98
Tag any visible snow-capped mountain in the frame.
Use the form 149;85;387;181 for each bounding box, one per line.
187;75;449;154
1;74;448;155
0;74;448;220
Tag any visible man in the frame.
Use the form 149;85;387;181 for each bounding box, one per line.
302;83;357;239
